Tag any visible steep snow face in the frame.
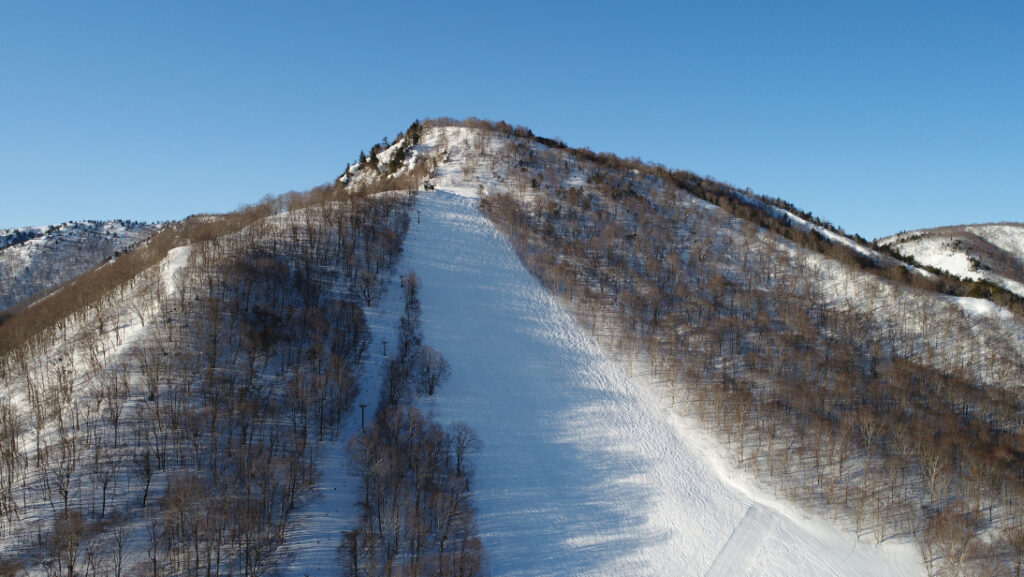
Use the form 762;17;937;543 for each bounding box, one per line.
883;233;977;278
274;183;926;576
0;219;159;310
880;223;1024;297
394;189;924;577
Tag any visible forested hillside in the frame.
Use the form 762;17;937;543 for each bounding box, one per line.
397;119;1024;576
2;118;1021;576
0;142;489;576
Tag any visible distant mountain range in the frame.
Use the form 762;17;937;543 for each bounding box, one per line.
0;219;159;312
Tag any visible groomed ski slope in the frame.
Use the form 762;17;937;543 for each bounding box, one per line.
401;189;925;577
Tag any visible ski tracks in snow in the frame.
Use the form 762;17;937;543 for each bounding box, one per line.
277;188;925;577
704;504;778;577
403;190;924;577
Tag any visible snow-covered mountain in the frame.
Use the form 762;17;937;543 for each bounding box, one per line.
880;223;1024;298
0;219;160;312
2;119;1022;577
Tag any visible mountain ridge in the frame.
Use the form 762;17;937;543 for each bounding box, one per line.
0;219;160;315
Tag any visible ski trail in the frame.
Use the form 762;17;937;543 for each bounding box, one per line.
705;504;778;577
275;188;925;577
405;190;739;576
401;189;924;577
274;214;410;577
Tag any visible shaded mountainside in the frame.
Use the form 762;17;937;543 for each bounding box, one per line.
0;220;160;313
880;223;1024;299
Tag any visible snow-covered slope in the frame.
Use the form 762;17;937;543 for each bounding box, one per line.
394;189;923;576
0;219;159;311
880;223;1024;297
5;121;1015;576
228;125;1022;576
274;184;925;576
0;194;411;574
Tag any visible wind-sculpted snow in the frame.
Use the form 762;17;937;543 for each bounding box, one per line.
394;189;924;577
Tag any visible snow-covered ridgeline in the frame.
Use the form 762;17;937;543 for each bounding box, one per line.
2;121;1017;576
408;126;1024;575
881;224;1024;298
272;129;927;575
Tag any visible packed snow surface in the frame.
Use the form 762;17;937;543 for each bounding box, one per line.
319;189;923;577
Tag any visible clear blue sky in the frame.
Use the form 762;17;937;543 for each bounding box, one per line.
2;1;1021;239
